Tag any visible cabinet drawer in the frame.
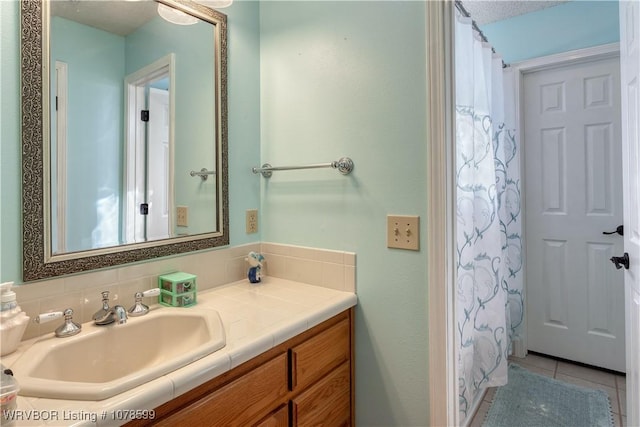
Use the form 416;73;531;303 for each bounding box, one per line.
291;317;350;391
291;362;351;427
158;353;288;427
253;404;288;427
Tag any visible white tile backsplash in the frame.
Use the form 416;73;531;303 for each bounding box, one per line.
285;257;323;286
344;252;356;267
345;265;356;293
261;242;356;292
321;262;345;291
12;242;356;342
260;242;290;256
64;269;119;293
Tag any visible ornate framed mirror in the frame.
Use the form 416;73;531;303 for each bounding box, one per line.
21;0;228;281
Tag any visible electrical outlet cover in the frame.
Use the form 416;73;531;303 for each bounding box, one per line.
246;209;258;234
177;206;188;227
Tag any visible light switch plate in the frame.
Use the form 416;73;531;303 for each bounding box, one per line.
387;215;420;250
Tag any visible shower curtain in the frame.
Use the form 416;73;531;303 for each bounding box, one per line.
454;12;523;420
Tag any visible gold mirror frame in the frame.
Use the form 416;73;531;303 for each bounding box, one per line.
21;0;229;282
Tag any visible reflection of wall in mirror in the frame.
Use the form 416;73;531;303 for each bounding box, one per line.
50;13;218;253
126;16;217;237
50;16;125;253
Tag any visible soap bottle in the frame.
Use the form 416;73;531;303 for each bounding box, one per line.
0;282;30;356
0;282;17;313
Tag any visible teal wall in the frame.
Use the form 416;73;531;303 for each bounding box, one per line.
225;1;261;246
481;0;620;64
0;0;21;281
0;0;261;282
259;2;429;425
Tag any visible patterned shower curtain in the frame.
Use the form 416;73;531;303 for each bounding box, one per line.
454;12;523;420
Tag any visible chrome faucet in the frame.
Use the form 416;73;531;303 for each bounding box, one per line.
93;291;128;325
92;291;111;323
94;304;128;325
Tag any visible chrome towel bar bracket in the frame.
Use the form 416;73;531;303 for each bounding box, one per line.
252;157;354;178
190;168;216;181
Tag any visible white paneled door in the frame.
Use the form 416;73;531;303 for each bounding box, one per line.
620;1;640;425
525;55;625;372
146;87;170;241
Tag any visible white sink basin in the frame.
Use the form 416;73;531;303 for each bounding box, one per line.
12;307;225;400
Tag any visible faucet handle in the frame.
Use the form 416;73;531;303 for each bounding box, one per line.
35;308;81;338
35;311;64;324
128;288;160;317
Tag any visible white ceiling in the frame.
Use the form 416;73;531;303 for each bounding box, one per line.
52;0;570;36
460;0;570;25
51;1;158;36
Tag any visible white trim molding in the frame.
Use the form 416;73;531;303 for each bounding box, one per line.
427;1;458;426
54;61;68;254
510;42;620;73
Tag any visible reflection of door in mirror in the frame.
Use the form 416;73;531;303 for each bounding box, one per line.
147;86;170;241
51;61;68;253
123;55;175;244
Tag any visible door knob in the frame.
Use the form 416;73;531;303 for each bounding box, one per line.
610;253;630;270
603;225;624;236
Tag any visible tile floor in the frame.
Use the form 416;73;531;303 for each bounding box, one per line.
469;353;627;427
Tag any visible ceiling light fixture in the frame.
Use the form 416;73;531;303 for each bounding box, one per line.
157;3;198;25
199;0;233;9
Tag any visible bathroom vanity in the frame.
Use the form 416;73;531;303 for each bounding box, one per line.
127;309;353;426
2;277;356;427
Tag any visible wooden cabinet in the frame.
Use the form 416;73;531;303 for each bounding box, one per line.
126;308;354;427
290;317;350;392
291;362;351;426
254;405;288;427
153;354;288;426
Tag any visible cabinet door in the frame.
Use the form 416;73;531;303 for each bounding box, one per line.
290;318;350;392
157;353;288;427
253;404;288;427
291;362;351;427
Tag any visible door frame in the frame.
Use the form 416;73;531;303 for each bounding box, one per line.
511;42;620;358
123;53;175;244
426;2;458;426
53;60;68;254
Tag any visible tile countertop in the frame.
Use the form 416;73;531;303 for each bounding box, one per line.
1;277;357;427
